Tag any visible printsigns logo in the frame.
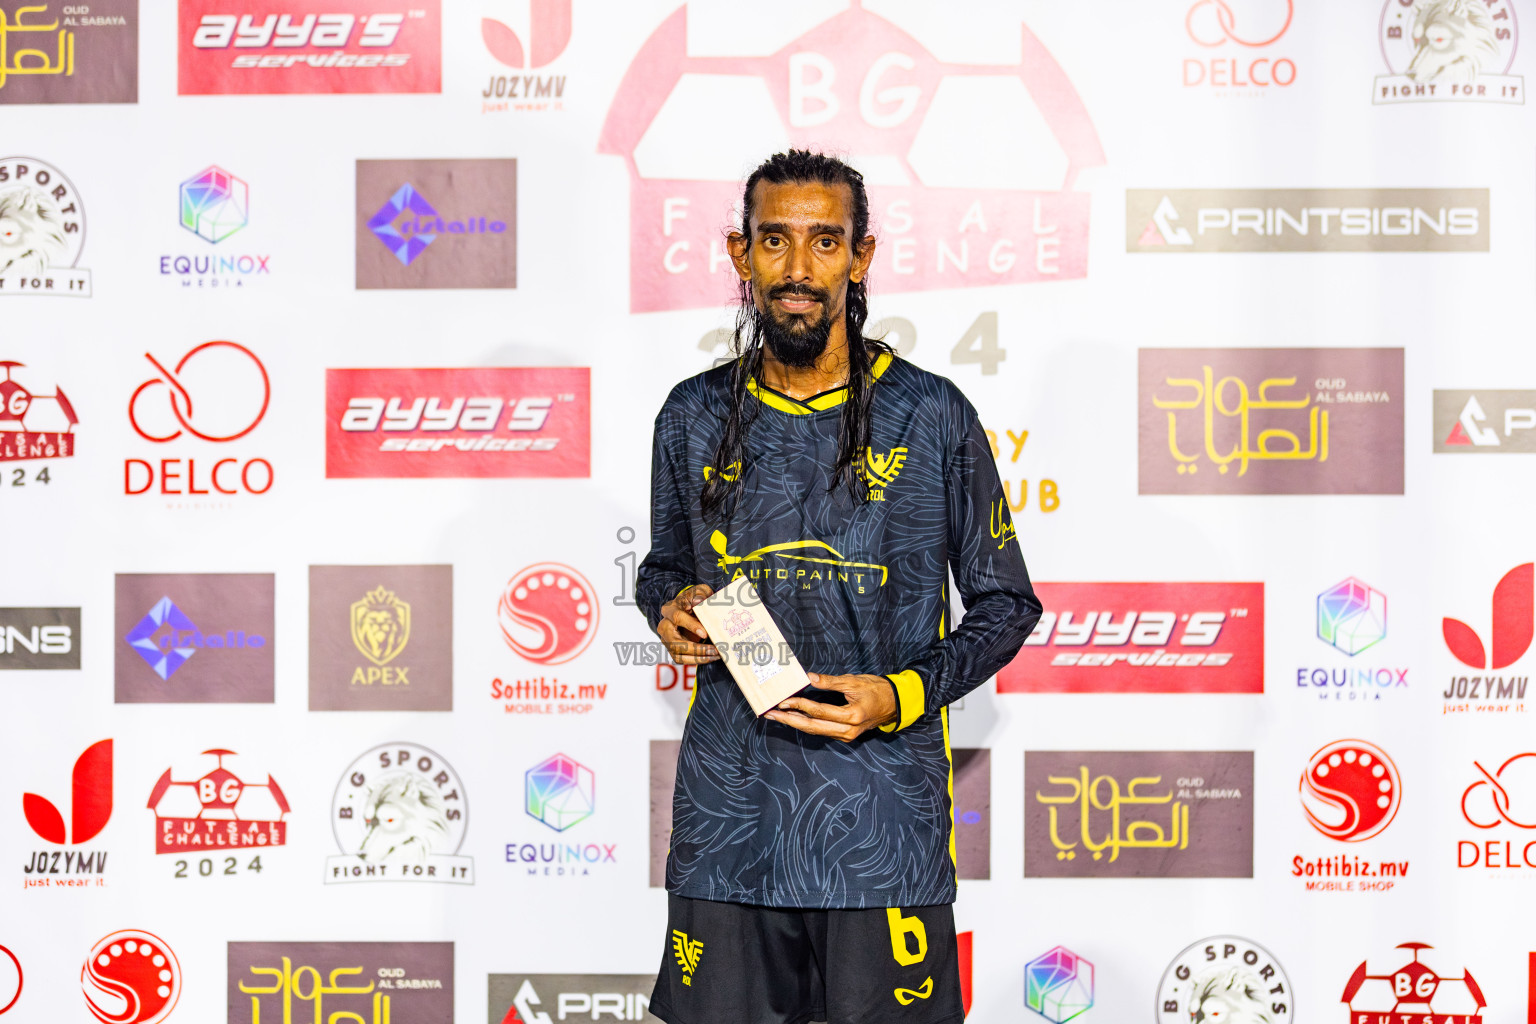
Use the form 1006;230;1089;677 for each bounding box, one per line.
480;0;570;112
998;582;1264;693
1182;0;1298;91
146;749;288;856
309;565;452;711
1157;937;1292;1024
327;367;589;478
83;931;180;1024
327;742;472;884
1435;390;1536;452
1138;348;1405;495
0;360;77;469
1128;190;1489;252
229;942;453;1024
1443;563;1532;711
1024;751;1253;878
1342;943;1485;1023
499;564;599;665
356;159;516;289
1026;947;1093;1022
0;945;17;1016
489;974;660;1023
114;574;274;703
0;1;137;104
1376;0;1521;104
1300;739;1401;842
598;2;1105;312
178;1;442;95
1458;753;1536;868
0;607;79;669
0;157;90;295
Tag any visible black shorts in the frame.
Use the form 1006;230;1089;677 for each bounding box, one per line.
648;893;965;1024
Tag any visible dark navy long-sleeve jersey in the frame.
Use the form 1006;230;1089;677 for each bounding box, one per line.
636;348;1041;909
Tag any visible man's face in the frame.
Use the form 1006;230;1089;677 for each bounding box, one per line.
729;180;874;368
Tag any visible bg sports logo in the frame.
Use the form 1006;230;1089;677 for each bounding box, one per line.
178;1;441;94
997;582;1263;693
598;2;1104;312
326;368;589;478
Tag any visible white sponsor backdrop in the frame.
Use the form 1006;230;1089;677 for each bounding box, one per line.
5;1;1536;1022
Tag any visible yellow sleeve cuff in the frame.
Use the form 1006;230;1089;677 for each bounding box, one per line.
675;583;694;603
878;669;925;733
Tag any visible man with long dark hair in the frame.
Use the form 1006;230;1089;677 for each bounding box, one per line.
637;150;1041;1024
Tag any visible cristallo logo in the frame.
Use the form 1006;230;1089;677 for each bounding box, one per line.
671;931;702;986
858;446;907;501
710;529;888;591
351;585;411;668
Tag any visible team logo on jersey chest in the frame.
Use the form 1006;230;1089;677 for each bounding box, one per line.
859;446;908;500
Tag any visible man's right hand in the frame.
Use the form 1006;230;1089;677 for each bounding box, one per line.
656;584;721;665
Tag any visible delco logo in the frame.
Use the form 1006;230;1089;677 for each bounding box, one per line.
192;13;407;52
997;582;1264;693
326;368;590;478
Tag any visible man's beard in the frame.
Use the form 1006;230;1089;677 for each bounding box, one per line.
750;284;835;369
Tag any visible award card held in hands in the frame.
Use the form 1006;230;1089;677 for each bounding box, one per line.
691;576;812;716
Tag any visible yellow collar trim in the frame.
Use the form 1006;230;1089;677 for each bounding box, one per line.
746;350;894;415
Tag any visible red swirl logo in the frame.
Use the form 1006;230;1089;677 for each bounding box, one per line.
81;931;180;1024
1186;0;1294;47
1299;739;1400;842
497;563;598;665
128;341;270;443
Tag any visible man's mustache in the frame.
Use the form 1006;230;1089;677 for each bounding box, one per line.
767;284;829;304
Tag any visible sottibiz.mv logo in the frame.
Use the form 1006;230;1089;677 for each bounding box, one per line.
83;930;181;1024
1443;563;1532;711
22;739;111;886
327;368;589;478
599;1;1104;312
178;1;442;95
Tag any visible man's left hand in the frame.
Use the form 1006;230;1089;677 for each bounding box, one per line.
764;672;898;742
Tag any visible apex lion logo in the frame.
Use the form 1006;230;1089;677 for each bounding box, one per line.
351;585;411;666
357;774;449;863
1406;0;1501;84
0;187;67;276
1190;966;1280;1024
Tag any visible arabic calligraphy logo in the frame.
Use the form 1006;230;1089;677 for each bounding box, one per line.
1445;395;1500;446
350;586;410;667
23;738;111;845
1158;937;1293;1024
1153;366;1327;476
525;753;595;832
1300;740;1400;842
0;945;19;1017
671;931;702;987
127;342;270;443
1026;947;1094;1023
482;0;572;68
1443;563;1534;670
1341;943;1485;1023
0;7;75;91
1186;0;1293;47
710;529;890;587
179;166;247;244
1317;577;1387;656
146;749;290;854
1461;753;1536;829
498;563;598;665
82;930;181;1024
1037;766;1188;863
